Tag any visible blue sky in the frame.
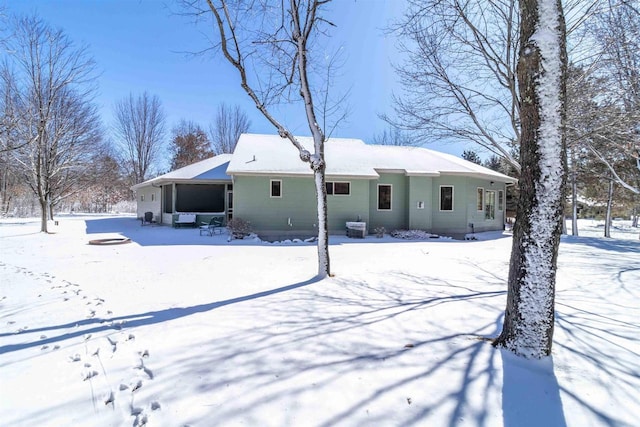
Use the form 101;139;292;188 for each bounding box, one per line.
4;0;463;156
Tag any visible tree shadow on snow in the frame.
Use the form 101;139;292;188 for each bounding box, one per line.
146;271;512;426
500;351;566;427
4;246;636;426
561;234;640;254
0;276;321;356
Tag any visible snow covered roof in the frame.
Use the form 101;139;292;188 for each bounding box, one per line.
227;134;517;182
131;154;232;190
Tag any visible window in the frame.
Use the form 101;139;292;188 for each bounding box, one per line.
477;188;484;211
378;184;392;210
151;193;155;202
498;190;504;211
485;190;496;220
440;186;454;211
270;180;282;198
326;181;350;195
140;194;145;202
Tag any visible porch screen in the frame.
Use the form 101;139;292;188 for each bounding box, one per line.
175;184;225;212
163;185;173;213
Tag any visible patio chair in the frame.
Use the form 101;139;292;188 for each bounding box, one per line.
199;216;224;236
141;211;154;226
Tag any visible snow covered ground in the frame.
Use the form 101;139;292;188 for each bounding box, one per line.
0;215;638;427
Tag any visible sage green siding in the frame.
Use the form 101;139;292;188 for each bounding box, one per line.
327;179;370;231
233;175;369;237
233;176;316;235
407;176;433;230
368;173;408;231
465;178;506;233
431;176;469;235
234;173;507;238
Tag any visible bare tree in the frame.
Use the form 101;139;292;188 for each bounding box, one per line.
389;0;602;174
389;0;522;170
113;91;166;185
584;0;640;195
184;0;341;278
170;119;213;170
0;67;20;152
372;125;414;146
77;146;130;213
2;15;101;232
209;103;251;154
493;0;568;358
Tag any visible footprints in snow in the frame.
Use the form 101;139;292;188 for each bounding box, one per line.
70;331;159;424
131;399;161;427
126;345;159;425
4;265;163;424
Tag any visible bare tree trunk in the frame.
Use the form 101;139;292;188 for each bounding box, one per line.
494;0;568;359
571;168;579;236
39;199;48;233
604;179;614;237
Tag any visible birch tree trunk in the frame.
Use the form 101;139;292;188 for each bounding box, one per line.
493;0;568;359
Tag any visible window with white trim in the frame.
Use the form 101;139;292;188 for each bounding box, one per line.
477;188;484;211
326;181;350;195
378;184;392;210
485;190;496;220
270;180;282;198
440;186;454;211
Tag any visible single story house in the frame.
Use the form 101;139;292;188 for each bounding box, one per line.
132;134;516;238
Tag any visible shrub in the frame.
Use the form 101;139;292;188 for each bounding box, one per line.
390;229;439;240
227;217;252;239
374;226;386;238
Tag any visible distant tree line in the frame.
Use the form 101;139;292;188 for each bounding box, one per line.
0;13;251;229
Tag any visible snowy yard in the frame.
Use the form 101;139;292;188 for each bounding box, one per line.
0;215;638;427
